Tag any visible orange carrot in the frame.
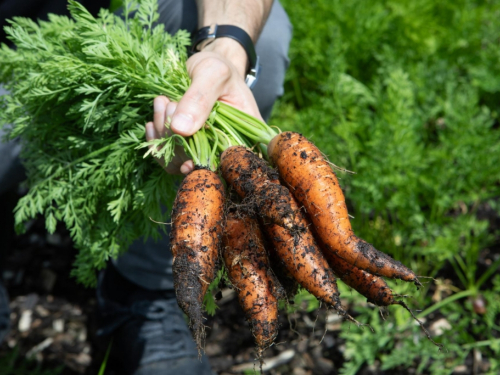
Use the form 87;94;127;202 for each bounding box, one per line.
220;146;295;230
265;236;299;302
268;132;420;286
170;167;225;353
261;213;344;312
223;209;283;358
325;251;396;306
260;193;362;325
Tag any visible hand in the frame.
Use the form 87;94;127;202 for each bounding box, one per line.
146;38;263;175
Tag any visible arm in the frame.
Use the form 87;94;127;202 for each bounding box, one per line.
146;0;274;174
196;0;273;40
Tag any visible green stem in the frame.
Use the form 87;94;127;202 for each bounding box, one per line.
417;289;476;319
187;129;216;170
216;102;278;144
462;338;500;350
206;124;219;164
450;255;469;289
175;135;198;165
200;129;209;165
208;128;237;152
216;114;261;141
188;137;200;165
213;114;248;147
144;100;277;170
98;339;113;375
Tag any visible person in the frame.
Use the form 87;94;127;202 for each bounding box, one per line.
0;0;292;373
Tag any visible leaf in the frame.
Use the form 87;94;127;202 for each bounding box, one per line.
0;0;189;285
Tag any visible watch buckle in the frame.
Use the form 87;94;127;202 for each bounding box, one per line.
245;55;260;89
196;24;218;51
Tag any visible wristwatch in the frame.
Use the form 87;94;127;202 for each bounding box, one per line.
191;24;261;89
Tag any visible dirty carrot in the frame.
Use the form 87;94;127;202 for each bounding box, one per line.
324;248;440;346
268;132;421;286
170;166;225;354
265;237;299;302
223;208;283;358
260;193;363;326
220;146;295;230
324;251;397;306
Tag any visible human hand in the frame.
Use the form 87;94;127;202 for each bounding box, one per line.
145;38;263;175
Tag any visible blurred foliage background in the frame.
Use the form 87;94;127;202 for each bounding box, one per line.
273;0;500;373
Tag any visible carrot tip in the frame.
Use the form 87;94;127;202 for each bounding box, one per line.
345;313;374;332
416;275;438;285
397;301;444;350
393;293;410;299
332;303;374;332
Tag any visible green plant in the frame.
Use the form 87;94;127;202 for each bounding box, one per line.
277;0;500;372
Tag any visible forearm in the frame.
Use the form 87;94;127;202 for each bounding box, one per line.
196;0;274;42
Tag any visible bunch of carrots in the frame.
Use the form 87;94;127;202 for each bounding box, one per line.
154;106;439;359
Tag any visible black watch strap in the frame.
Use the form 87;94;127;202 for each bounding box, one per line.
191;24;260;89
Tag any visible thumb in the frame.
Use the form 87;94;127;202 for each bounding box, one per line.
170;60;230;136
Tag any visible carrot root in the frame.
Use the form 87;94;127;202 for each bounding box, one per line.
170;167;225;354
268;132;420;285
396;301;443;349
261;194;364;327
223;208;283;358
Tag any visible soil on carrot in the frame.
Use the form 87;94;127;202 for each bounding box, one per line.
220;146;296;229
0;189;497;374
170;169;225;353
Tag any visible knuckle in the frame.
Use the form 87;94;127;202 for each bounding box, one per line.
210;59;232;79
182;90;211;113
196;56;232;80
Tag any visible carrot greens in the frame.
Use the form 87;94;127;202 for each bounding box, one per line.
0;0;265;286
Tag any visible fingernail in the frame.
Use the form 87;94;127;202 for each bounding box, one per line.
154;98;165;113
146;123;155;140
172;114;194;134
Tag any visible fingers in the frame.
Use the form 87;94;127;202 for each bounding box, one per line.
145;121;157;142
150;49;266;174
153;96;169;137
145;121;165;169
166;101;176;126
180;160;194;175
146;119;193;175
